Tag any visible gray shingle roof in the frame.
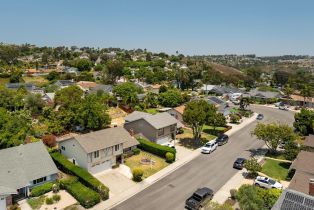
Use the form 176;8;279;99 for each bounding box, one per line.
249;89;282;99
272;189;314;210
0;141;58;192
125;111;178;129
72;127;136;153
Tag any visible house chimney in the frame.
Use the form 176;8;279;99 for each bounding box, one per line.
309;179;314;196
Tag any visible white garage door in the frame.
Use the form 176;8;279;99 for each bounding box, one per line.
156;136;171;145
0;197;6;210
89;160;112;174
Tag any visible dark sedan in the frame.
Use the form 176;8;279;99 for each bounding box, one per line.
216;134;229;146
233;158;246;170
256;114;264;120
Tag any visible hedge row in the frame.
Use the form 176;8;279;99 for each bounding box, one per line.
60;176;100;208
137;137;176;159
50;152;109;200
30;182;54;197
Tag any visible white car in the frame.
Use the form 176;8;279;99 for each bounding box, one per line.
254;176;283;189
201;140;218;154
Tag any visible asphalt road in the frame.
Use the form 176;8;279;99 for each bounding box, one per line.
112;105;295;210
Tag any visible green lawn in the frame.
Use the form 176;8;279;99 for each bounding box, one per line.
177;128;216;150
144;108;158;114
261;159;291;180
28;196;46;210
202;125;226;136
124;150;169;178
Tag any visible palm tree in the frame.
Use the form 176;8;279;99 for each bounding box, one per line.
300;85;312;107
176;67;190;90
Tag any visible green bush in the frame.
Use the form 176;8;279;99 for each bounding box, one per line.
30;182;54;197
137;137;176;159
45;197;53;205
132;148;140;155
165;152;175;163
60;177;101;208
52;194;61;202
50;152;109;200
132;168;144;182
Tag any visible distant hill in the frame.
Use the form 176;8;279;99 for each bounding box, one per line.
210;62;243;75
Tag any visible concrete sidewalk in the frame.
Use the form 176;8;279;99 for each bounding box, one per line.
91;114;258;210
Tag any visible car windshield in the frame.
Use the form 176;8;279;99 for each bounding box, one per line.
204;143;212;148
268;179;276;185
236;159;243;163
192;194;202;202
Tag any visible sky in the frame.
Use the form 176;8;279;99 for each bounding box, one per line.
0;0;313;56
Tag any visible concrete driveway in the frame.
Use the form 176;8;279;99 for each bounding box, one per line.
95;168;136;197
112;105;295;210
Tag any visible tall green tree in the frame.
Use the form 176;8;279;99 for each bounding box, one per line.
54;85;84;108
106;60;124;84
158;89;183;107
183;100;216;142
25;93;45;115
252;123;296;153
294;108;314;135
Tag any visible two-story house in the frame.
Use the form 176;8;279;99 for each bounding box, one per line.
57;127;139;174
0;141;59;209
124;111;181;145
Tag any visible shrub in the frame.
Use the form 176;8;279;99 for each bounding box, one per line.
230;114;241;124
30;182;54;197
60;177;101;208
132;168;144;182
137;137;176;159
165;152;175;163
50;152;109;200
244;158;262;178
132;148;140;155
42;134;57;147
52;194;61;202
230;189;237;200
45;197;54;205
284;141;300;160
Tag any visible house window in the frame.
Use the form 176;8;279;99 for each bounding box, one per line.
170;125;176;132
94;150;99;158
115;144;120;151
33;176;47;185
61;146;65;150
158;128;164;136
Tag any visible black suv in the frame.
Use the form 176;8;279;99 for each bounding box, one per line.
233;158;246;170
185;187;214;210
216;134;229;146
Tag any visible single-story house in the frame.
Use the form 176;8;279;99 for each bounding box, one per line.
147;84;161;94
167;105;185;125
5;83;35;92
201;85;243;96
76;81;97;91
248;89;282;101
63;67;79;75
207;96;230;117
289;94;314;108
54;80;75;89
0;141;59;209
57;127;139;174
124;111;182;144
271;188;314;210
289;151;314;195
89;84;113;95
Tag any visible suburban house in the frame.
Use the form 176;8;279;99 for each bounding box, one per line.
167;105;185;125
201;85;243;96
54;80;75;89
42;93;55;104
89;84;113;95
5;83;35;92
272;188;314;210
289;94;314;108
76;81;97;92
0;141;58;209
147;84;161;94
63;66;79;75
57;127;139;174
248;89;282;101
207;96;230;117
124;111;182;144
289;151;314;195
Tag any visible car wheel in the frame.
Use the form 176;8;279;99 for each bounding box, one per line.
254;183;260;187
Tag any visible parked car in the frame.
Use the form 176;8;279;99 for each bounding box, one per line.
201;140;218;154
216;134;229;146
254;176;283;189
256;114;264;120
279;105;288;110
233;158;246;170
185;187;214;210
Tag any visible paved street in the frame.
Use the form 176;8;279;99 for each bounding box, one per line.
112;106;295;210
